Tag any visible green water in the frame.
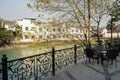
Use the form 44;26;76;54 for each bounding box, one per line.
0;47;50;62
0;44;74;62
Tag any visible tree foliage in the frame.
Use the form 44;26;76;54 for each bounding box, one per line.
90;0;112;43
27;0;118;44
27;0;90;27
14;25;22;39
27;0;114;26
106;0;120;30
0;19;13;46
106;0;120;42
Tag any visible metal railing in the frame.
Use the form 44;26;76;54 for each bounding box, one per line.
0;45;85;80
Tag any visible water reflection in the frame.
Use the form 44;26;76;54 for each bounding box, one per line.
0;47;43;61
0;45;73;62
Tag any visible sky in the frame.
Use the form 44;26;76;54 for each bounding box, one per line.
0;0;39;20
0;0;109;26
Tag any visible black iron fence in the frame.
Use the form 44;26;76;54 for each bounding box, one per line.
0;45;85;80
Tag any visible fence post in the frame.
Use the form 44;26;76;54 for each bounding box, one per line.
74;44;77;64
2;55;8;80
52;47;55;76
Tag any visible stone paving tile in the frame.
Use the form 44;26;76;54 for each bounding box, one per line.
46;55;120;80
111;73;120;80
66;63;104;80
46;71;71;80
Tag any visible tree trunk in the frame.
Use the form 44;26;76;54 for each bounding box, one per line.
88;0;91;45
110;19;113;43
97;22;100;44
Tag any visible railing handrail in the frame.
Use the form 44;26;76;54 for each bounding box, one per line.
55;47;73;52
0;44;85;80
7;51;52;63
0;45;82;64
1;46;81;63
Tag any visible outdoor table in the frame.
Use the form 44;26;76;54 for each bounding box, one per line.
96;50;107;65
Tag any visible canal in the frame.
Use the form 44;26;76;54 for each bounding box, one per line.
0;44;73;62
0;46;51;62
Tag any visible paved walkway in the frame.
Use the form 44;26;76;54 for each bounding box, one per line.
46;55;120;80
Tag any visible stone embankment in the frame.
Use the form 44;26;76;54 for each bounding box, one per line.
0;44;28;50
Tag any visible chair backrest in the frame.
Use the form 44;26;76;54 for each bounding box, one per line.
85;48;94;58
107;49;118;59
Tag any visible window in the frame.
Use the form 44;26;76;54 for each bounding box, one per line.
39;35;42;38
24;35;28;39
53;35;56;38
25;27;28;30
63;35;66;38
47;36;50;39
9;26;14;29
31;35;35;39
44;32;46;35
53;28;55;31
58;35;61;38
39;28;42;31
76;30;78;32
31;27;36;31
63;29;65;32
58;28;61;31
47;28;49;31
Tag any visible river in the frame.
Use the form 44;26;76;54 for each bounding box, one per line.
0;46;52;62
0;45;73;62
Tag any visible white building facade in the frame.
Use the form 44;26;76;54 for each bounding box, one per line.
17;18;40;42
4;20;16;31
102;28;120;38
16;18;87;42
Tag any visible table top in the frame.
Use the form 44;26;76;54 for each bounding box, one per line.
97;51;107;53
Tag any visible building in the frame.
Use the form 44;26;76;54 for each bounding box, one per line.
3;18;120;42
17;18;40;42
102;27;120;38
16;18;88;42
4;20;16;31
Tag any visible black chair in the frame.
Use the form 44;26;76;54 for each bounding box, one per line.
84;48;99;64
101;49;119;67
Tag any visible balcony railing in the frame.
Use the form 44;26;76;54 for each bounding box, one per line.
0;45;85;80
